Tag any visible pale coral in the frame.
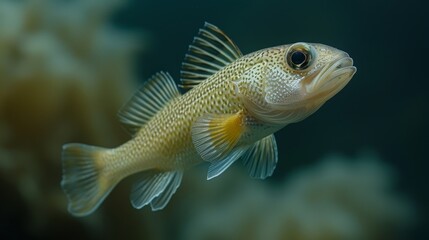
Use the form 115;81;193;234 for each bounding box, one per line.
0;0;143;237
183;152;413;240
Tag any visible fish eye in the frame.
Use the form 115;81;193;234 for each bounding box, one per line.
286;43;314;71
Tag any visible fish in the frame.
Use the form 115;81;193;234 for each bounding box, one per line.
61;22;356;216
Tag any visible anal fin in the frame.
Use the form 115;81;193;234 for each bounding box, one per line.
130;170;183;211
150;171;183;210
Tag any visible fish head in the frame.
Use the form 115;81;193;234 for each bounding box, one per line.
238;42;356;125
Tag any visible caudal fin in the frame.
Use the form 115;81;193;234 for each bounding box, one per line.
61;143;117;217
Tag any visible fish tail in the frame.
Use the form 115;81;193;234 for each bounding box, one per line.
61;143;119;217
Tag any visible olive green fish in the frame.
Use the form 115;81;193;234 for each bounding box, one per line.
61;23;356;216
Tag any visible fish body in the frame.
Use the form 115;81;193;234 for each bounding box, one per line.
61;23;356;216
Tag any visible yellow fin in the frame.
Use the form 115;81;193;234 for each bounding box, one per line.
180;22;243;89
192;111;248;179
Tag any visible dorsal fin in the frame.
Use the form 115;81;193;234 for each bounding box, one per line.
118;72;180;135
180;22;243;89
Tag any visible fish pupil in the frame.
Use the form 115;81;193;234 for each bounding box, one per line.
286;43;314;70
291;51;306;65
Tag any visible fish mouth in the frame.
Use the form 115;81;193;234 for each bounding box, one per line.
303;53;356;104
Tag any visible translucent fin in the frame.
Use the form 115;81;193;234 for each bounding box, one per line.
242;134;278;179
130;170;182;210
61;143;117;217
191;111;247;180
118;72;180;135
150;170;183;211
207;147;248;180
180;22;243;89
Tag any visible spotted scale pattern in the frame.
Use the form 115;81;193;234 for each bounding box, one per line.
103;41;354;182
109;60;250;177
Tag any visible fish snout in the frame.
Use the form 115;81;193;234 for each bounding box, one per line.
305;53;356;96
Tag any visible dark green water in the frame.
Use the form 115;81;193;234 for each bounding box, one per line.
1;0;427;239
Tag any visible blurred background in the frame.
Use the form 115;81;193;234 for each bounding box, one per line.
0;0;427;239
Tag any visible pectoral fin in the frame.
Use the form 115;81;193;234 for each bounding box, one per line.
191;111;248;180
